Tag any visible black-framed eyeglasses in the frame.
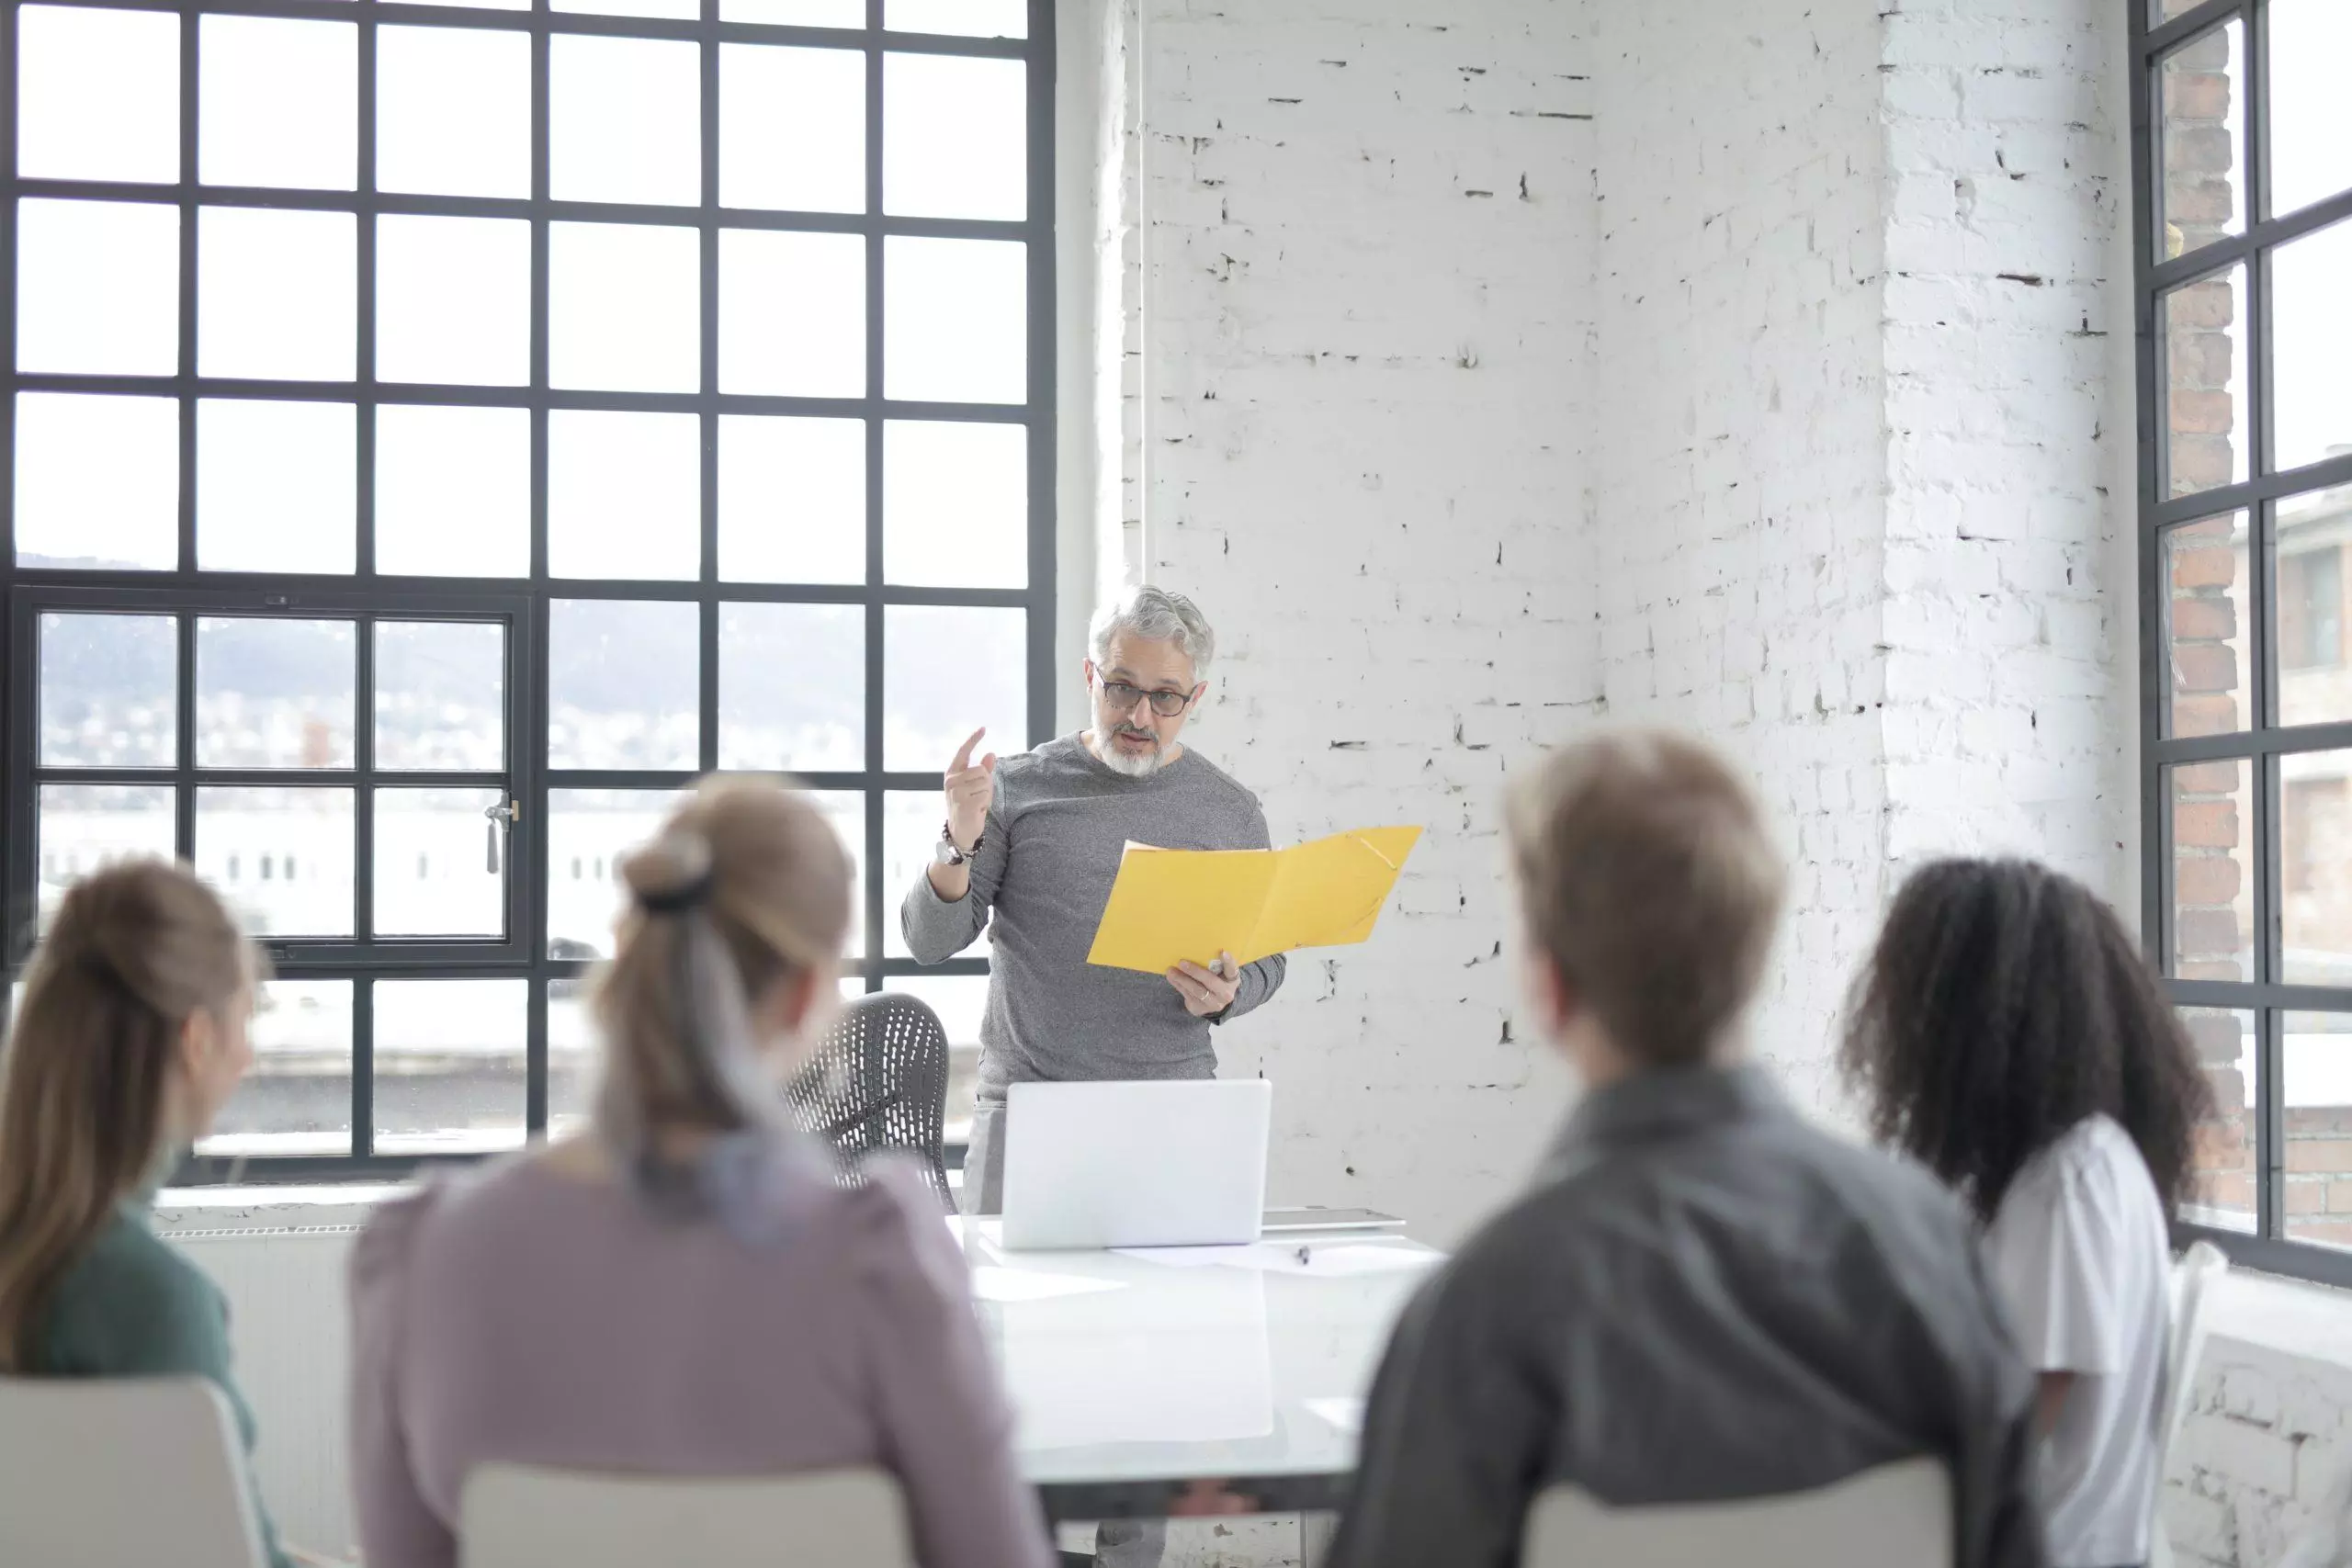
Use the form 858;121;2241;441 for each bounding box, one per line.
1096;676;1195;717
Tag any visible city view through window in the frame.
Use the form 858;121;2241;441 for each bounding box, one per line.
2;0;1050;1176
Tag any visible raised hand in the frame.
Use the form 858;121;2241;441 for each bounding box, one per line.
944;728;998;853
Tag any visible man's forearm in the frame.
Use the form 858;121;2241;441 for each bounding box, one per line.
925;859;971;901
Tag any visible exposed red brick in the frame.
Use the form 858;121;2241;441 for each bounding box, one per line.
2167;595;2237;642
2175;799;2243;847
2176;853;2242;907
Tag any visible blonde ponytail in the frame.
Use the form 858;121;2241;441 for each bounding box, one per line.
0;861;254;1369
591;777;854;1221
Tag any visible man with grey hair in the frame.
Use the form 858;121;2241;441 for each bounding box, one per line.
903;584;1284;1565
905;583;1286;1209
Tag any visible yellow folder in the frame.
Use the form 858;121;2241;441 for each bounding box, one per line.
1084;826;1424;975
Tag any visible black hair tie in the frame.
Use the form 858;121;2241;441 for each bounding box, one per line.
637;871;717;916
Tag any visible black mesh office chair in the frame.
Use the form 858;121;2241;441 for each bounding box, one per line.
786;991;956;1212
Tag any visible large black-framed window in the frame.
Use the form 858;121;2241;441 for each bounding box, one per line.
0;0;1056;1182
2133;0;2352;1281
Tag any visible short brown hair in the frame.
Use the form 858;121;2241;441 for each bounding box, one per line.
1505;729;1785;1066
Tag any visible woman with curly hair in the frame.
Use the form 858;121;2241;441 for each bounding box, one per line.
1844;857;2212;1568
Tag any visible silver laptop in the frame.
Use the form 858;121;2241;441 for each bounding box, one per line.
1001;1079;1272;1250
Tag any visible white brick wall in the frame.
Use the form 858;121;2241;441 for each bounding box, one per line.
1588;0;1893;1119
1579;0;2132;1120
2165;1318;2352;1568
1124;0;1600;1252
1875;0;2131;906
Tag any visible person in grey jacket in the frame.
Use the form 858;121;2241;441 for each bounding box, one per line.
902;584;1283;1568
1327;730;2047;1568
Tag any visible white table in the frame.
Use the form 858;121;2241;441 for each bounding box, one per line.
955;1223;1442;1529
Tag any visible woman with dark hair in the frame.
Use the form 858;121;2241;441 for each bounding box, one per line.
1844;857;2212;1568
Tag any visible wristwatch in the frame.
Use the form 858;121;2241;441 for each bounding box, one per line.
934;822;983;867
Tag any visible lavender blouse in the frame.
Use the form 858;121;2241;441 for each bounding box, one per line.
347;1148;1054;1568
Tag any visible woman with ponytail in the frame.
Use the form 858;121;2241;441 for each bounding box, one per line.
348;777;1052;1568
0;860;291;1568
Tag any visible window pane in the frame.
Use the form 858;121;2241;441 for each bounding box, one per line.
883;605;1024;771
2160;262;2247;501
2270;0;2352;220
556;0;695;18
196;617;356;770
549;222;700;393
375;791;507;937
196;400;357;574
377;216;530;387
550;36;699;207
885;421;1025;588
884;54;1025;220
196;787;356;937
887;0;1023;38
2182;1006;2255;1234
14;393;178;570
17;198;178;375
549;976;594;1135
196;980;352;1158
2168;758;2256;984
548;599;700;771
548;787;684;958
18;6;179;184
2285;1012;2352;1251
2155;19;2241;260
378;26;531;199
376;405;529;578
719;45;863;214
377;621;506;772
197;400;356;574
2271;217;2352;477
718;231;865;397
198;207;356;381
885;237;1025;404
37;784;176;926
198;17;355;191
376;979;526;1153
548;411;700;581
722;0;861;23
40;613;176;769
2279;490;2352;728
2283;752;2352;987
883;789;948;958
2161;513;2249;739
718;603;863;772
718;415;865;584
809;790;866;960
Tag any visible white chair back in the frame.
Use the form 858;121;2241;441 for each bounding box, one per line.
1521;1456;1951;1568
460;1463;917;1568
0;1375;266;1568
2151;1240;2233;1568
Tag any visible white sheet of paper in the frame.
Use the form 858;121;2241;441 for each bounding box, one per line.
1306;1397;1365;1434
1250;1243;1442;1278
1108;1244;1264;1268
969;1266;1126;1303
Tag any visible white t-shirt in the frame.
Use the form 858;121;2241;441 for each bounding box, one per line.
1984;1113;2172;1568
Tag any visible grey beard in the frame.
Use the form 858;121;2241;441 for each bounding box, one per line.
1089;728;1165;777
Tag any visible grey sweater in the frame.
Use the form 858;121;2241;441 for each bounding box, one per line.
900;733;1285;1100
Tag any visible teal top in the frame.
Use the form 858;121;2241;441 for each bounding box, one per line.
28;1197;290;1568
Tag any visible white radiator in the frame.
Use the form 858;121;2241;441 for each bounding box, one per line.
166;1225;363;1559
